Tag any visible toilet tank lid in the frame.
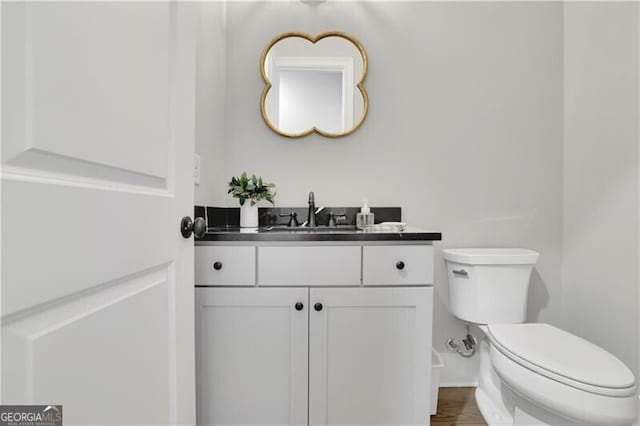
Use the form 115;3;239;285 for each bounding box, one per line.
489;323;636;391
442;248;539;265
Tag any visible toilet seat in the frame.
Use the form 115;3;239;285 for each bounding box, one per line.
488;323;636;396
488;323;638;424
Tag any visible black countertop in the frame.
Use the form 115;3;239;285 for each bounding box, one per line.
195;226;442;243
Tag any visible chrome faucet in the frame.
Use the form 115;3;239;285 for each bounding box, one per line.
307;192;317;227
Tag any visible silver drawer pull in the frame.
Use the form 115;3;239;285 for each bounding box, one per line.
452;269;468;277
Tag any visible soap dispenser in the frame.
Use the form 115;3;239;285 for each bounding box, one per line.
356;200;375;231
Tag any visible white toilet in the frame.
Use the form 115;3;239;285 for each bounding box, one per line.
443;248;638;425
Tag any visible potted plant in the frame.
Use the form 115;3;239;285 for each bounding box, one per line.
227;172;276;228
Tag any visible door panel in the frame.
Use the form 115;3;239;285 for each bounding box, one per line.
1;2;196;425
3;2;170;180
195;288;308;426
4;268;171;424
309;287;433;426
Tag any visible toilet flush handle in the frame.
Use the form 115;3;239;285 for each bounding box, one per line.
452;269;468;277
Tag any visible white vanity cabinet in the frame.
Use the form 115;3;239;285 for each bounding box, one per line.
195;242;435;426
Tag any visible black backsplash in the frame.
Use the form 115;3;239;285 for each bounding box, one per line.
195;206;402;228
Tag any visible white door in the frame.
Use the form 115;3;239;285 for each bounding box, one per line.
309;288;433;426
1;2;197;425
195;287;308;426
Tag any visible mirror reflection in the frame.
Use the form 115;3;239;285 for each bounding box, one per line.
260;32;368;138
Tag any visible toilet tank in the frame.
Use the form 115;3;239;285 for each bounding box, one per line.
443;248;539;324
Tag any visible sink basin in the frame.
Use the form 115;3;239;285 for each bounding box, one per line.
266;225;358;232
204;225;359;234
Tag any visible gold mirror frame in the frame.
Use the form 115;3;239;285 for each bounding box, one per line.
260;31;369;138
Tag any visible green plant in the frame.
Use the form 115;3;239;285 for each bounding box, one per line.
227;172;276;206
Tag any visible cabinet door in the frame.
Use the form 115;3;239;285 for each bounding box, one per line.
309;288;433;426
196;288;309;426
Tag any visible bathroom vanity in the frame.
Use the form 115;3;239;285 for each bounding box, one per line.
194;220;441;426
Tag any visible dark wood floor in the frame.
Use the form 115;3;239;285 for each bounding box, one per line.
431;387;487;425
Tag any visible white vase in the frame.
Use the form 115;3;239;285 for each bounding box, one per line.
240;202;259;228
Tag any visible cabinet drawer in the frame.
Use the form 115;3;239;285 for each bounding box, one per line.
258;246;361;286
363;245;433;285
195;246;256;286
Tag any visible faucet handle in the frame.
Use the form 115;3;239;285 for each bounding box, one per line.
328;212;347;227
279;212;300;227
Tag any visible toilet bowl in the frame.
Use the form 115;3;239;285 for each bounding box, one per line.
443;248;638;425
489;323;637;424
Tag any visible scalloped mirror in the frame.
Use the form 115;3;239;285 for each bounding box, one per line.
260;31;368;138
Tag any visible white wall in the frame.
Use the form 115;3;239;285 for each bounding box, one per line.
563;2;640;378
196;1;564;385
195;1;227;206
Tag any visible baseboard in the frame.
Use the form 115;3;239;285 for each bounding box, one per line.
439;381;478;388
